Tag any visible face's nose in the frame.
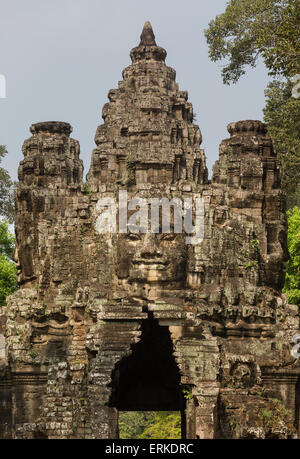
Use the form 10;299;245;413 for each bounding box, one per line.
140;234;162;259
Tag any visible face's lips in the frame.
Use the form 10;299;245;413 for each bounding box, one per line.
132;258;169;267
130;259;169;274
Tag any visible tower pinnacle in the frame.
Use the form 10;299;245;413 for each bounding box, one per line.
139;21;156;46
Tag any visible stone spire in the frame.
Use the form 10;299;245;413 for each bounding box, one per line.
87;23;207;189
139;21;156;46
130;21;167;63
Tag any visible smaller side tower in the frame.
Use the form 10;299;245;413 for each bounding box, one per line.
15;121;83;287
212;120;288;291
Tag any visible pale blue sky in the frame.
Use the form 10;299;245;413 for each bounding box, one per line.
0;0;270;180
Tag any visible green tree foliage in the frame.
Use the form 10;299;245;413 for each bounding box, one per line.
204;0;300;213
0;146;18;305
263;80;300;207
119;412;153;439
0;219;16;259
119;411;181;439
0;255;18;306
137;412;181;439
0;220;17;306
205;0;300;84
283;207;300;306
0;146;15;223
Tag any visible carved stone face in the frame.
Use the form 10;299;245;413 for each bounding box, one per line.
230;363;254;388
116;231;187;285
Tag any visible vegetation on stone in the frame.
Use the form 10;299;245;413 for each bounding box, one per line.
259;399;293;433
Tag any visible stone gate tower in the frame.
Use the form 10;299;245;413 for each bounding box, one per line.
0;22;299;439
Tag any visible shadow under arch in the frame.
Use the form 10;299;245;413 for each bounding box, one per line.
108;313;186;438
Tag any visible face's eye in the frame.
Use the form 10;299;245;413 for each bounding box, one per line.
160;233;176;242
126;232;141;241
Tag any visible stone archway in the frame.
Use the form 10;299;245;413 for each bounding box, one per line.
108;314;186;438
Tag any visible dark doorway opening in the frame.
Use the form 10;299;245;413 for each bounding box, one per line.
109;314;186;438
